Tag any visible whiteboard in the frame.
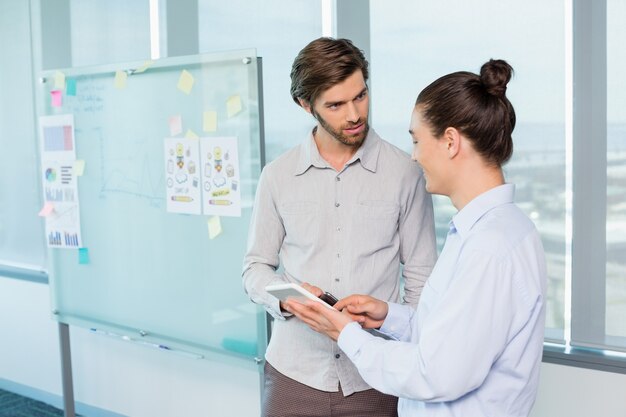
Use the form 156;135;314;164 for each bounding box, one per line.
37;50;267;364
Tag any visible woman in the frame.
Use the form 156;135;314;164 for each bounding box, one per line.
285;59;547;417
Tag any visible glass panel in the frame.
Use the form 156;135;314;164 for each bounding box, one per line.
0;2;46;270
606;0;626;343
198;0;322;162
39;51;266;362
70;0;151;67
370;0;566;338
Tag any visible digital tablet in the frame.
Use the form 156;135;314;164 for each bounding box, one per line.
265;283;336;310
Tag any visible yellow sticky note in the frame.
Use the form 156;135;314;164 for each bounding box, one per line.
114;70;128;89
74;160;85;176
185;129;199;139
177;70;194;94
134;60;154;73
207;216;222;239
203;110;217;132
226;95;242;118
54;71;65;90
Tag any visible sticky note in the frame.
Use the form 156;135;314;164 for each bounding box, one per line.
66;78;77;96
185;129;199;139
203;110;217;132
207;216;222;239
114;70;128;89
134;60;154;73
169;115;183;136
51;90;62;107
38;202;55;217
177;70;194;94
226;95;242;118
78;247;90;264
54;71;65;90
74;160;85;176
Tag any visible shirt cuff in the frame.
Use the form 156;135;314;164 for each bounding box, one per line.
266;298;291;321
337;322;376;360
380;302;411;341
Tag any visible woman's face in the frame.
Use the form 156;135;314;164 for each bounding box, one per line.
409;107;451;196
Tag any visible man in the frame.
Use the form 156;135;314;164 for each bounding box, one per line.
242;37;437;417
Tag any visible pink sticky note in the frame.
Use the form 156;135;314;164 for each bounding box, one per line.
51;90;62;107
169;115;183;136
38;202;55;217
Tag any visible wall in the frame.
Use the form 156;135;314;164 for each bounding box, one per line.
4;274;626;417
0;276;261;417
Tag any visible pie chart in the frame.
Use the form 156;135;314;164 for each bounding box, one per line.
45;167;56;182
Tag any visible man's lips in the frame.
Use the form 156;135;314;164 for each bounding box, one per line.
344;123;364;135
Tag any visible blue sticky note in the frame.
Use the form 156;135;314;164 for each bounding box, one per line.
66;78;77;96
78;247;90;264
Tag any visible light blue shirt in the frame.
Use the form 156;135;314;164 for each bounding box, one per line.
338;184;547;416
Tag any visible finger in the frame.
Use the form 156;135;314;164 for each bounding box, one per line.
334;294;362;311
301;282;323;297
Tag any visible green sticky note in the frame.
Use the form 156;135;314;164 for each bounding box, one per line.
74;159;85;176
177;69;194;94
185;128;199;139
226;95;242;118
78;247;90;264
54;71;65;90
66;78;77;96
203;110;217;132
207;216;222;239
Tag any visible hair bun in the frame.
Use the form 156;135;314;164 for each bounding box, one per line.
480;59;513;97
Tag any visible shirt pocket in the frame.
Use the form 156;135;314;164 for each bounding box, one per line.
352;200;400;255
280;201;320;250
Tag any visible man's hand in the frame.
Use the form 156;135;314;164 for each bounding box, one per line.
283;299;353;341
335;294;389;330
279;282;322;312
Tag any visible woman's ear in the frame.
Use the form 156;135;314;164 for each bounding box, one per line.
444;127;461;159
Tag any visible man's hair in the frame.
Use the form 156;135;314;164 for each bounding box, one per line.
290;37;369;107
416;59;516;166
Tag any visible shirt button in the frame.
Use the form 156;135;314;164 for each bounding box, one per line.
335;202;340;207
335;278;340;282
337;253;340;258
336;177;341;181
335;354;341;359
336;227;341;232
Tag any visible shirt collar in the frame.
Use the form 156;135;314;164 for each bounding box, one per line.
450;184;515;239
294;128;381;175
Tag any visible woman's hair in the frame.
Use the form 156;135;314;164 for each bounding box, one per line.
290;37;369;107
416;59;516;166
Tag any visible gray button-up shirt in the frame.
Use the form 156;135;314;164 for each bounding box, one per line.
243;128;437;395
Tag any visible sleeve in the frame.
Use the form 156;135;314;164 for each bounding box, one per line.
242;167;290;320
338;252;532;402
399;166;437;305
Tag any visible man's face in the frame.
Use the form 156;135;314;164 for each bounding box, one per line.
307;70;370;147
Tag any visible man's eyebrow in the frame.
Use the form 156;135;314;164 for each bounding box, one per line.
324;88;368;107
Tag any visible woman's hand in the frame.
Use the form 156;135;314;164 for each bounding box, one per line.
335;295;389;329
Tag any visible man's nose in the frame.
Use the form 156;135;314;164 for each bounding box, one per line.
345;102;359;123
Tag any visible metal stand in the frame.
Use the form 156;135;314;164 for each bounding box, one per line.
58;323;76;417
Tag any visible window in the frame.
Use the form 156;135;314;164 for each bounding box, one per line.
198;0;322;162
605;0;626;347
370;0;567;341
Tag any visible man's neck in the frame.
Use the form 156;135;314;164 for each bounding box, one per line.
313;126;361;171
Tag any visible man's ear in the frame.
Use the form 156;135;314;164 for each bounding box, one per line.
444;127;461;159
298;98;313;114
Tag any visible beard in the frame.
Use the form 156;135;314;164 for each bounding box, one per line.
312;109;369;147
